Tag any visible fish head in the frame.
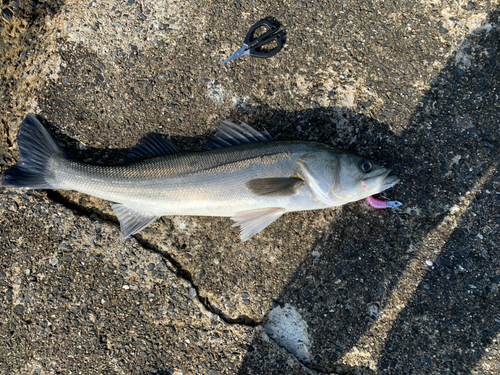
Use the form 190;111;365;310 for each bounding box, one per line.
297;150;400;206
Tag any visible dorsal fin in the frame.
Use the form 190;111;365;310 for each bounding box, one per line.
204;120;273;150
125;133;180;163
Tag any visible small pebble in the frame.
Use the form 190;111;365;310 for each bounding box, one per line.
123;285;130;290
425;260;433;266
2;9;13;22
51;258;59;266
13;304;25;315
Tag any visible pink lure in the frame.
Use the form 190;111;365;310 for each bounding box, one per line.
366;196;402;209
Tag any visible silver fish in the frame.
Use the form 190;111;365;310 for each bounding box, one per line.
2;114;401;241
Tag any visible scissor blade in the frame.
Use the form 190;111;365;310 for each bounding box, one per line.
220;45;249;65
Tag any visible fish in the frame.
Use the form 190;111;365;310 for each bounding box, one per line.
1;114;401;241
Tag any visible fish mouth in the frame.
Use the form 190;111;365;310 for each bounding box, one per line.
362;170;400;193
379;173;400;191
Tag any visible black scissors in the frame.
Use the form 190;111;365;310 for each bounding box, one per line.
220;18;286;65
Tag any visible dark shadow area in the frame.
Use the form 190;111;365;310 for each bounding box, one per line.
377;166;500;374
239;8;500;375
374;10;500;373
36;114;218;164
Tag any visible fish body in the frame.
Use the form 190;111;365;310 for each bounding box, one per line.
2;115;400;240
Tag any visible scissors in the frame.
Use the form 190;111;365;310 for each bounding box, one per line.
220;18;286;65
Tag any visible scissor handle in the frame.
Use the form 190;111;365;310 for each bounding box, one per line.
244;19;280;47
248;30;285;58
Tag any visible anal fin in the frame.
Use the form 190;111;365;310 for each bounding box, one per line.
231;207;286;241
113;204;159;238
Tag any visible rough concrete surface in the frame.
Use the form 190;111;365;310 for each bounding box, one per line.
0;0;499;374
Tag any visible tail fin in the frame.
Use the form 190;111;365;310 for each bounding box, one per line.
2;114;65;189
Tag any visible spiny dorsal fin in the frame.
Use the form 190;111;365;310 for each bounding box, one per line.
231;207;286;241
246;178;305;197
113;204;159;238
125;133;180;163
205;120;273;150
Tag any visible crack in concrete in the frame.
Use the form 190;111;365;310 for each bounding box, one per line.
44;190;260;327
133;235;261;326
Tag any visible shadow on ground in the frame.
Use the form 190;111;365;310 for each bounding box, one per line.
239;8;500;375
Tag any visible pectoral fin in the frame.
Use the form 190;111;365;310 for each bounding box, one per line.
246;178;305;197
113;204;159;238
231;207;286;241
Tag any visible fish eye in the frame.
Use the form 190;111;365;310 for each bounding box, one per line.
359;160;373;173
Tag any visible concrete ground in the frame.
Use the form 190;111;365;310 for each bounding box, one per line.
1;0;499;374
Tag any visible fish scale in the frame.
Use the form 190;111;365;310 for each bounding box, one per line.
52;141;326;216
2;115;401;241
